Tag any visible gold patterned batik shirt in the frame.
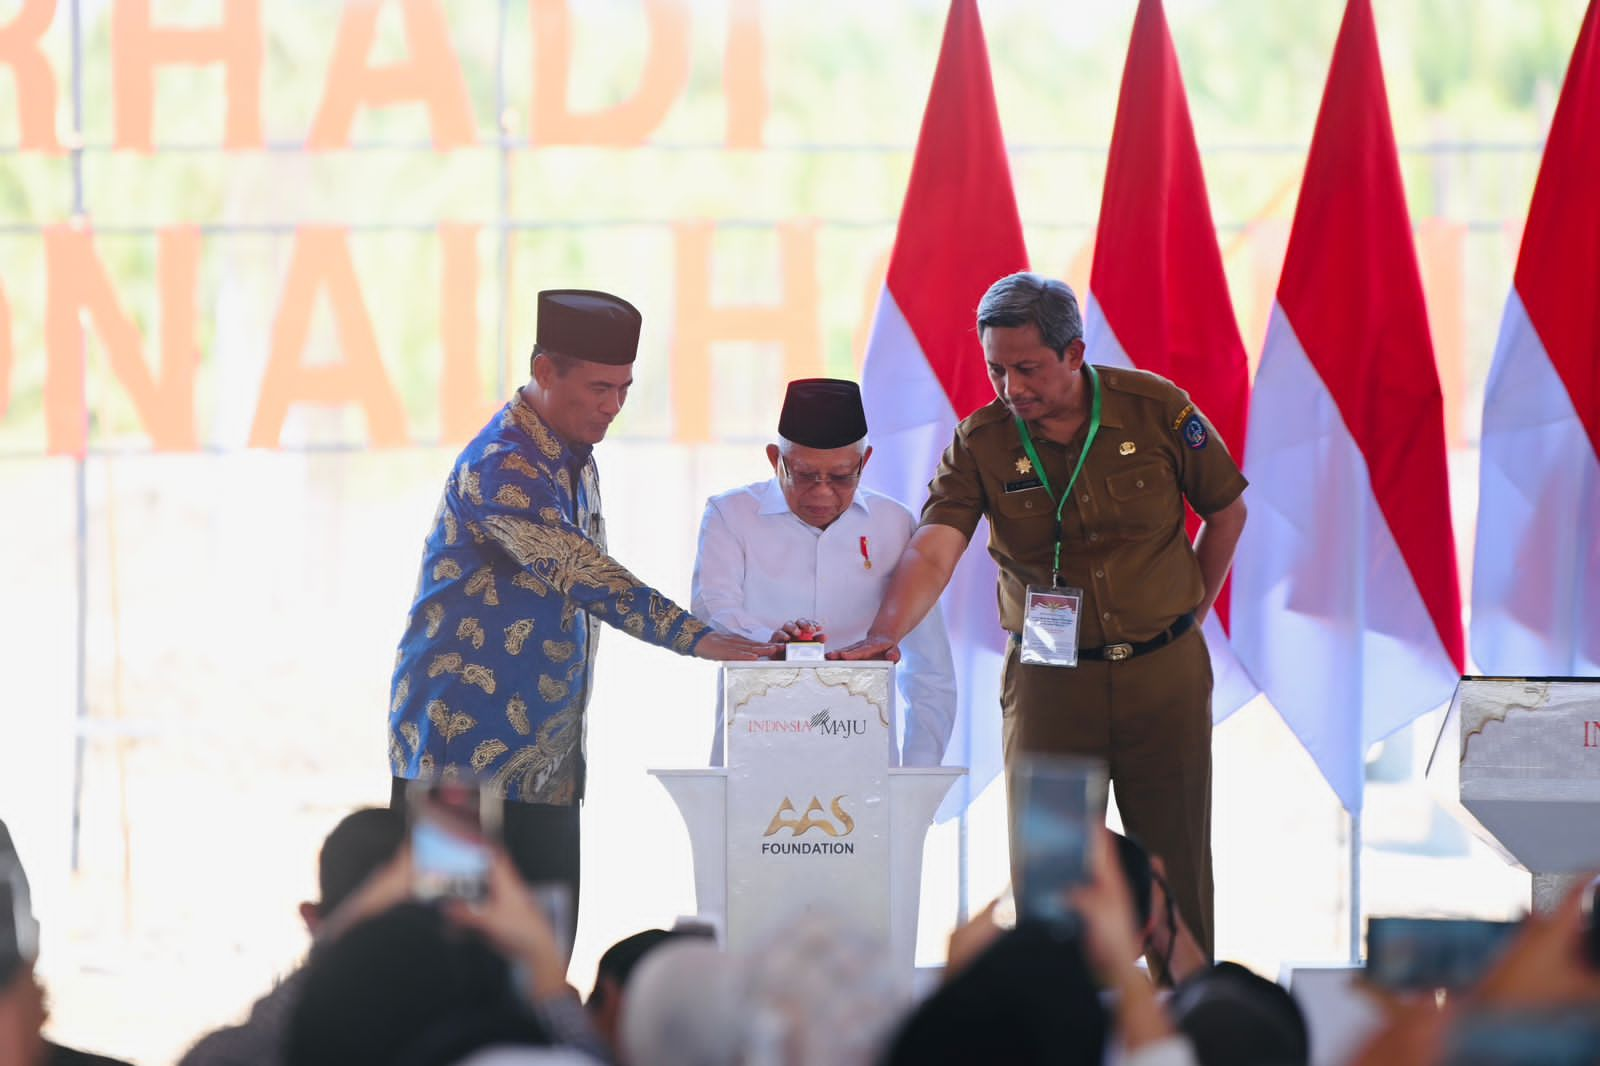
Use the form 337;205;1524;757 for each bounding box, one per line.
388;395;710;804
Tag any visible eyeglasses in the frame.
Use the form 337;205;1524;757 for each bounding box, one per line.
781;457;863;488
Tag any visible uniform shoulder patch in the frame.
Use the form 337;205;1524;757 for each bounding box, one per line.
1181;412;1208;449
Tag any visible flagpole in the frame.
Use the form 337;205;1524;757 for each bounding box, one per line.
1349;810;1363;965
68;0;90;874
957;800;970;925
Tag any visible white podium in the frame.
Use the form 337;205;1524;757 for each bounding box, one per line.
650;661;964;992
1427;676;1600;911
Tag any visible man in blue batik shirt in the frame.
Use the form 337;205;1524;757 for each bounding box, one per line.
388;289;774;918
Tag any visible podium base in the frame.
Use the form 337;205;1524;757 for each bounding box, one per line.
650;765;965;994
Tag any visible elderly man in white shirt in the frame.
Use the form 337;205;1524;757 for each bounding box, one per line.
692;378;957;767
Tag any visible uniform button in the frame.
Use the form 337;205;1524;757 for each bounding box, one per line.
1024;500;1033;510
1095;569;1104;578
1088;532;1099;542
1079;494;1089;503
1102;611;1112;620
1135;480;1144;489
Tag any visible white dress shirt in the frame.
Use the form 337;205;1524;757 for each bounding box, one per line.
691;478;958;766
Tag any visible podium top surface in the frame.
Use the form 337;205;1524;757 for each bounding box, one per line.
720;660;896;671
1457;675;1600;685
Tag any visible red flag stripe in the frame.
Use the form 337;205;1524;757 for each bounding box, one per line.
1090;0;1248;455
1276;0;1464;670
1514;0;1600;461
884;0;1028;419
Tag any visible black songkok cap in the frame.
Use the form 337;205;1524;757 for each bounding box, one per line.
535;289;642;366
778;378;868;449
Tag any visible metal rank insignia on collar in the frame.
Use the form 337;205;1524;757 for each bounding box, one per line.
1119;441;1136;456
1015;457;1033;475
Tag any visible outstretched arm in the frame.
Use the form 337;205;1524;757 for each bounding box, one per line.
463;457;771;659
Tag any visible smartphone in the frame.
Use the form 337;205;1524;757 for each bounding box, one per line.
531;881;576;961
1009;755;1108;926
407;780;502;903
1;862;38;984
1364;916;1521;991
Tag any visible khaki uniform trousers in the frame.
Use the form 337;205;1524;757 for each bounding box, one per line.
1001;624;1214;957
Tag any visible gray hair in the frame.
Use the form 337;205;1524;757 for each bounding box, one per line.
975;272;1083;359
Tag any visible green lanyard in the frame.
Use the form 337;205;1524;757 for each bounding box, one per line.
1014;363;1102;582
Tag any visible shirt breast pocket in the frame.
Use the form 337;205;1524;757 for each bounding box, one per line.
994;484;1054;523
1104;462;1177;535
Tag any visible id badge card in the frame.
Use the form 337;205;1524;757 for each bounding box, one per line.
1021;585;1083;668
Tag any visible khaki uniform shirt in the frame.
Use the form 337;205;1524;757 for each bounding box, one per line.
921;366;1247;648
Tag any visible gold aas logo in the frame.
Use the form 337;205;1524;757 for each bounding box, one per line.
762;794;855;837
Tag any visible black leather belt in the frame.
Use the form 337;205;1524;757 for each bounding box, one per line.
1014;612;1196;663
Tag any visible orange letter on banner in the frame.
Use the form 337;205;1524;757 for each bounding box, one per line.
439;223;495;443
309;0;475;150
0;0;62;152
112;0;263;151
44;226;203;455
531;0;689;146
724;0;764;148
672;221;820;443
249;228;408;448
1417;218;1467;448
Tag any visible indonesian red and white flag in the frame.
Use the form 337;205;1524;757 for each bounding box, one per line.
860;0;1027;818
1472;0;1600;677
1084;0;1257;722
1230;0;1465;814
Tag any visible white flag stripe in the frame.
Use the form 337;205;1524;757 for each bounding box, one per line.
862;287;1008;822
1199;612;1259;725
1471;290;1600;675
861;291;962;441
1233;303;1459;812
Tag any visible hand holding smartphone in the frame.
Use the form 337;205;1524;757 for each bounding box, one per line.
406;780;503;904
1008;754;1109;928
1364;916;1522;992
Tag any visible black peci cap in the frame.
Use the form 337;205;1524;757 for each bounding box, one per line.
777;378;869;449
535;289;642;366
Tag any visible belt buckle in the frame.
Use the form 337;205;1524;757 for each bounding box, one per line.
1104;642;1133;662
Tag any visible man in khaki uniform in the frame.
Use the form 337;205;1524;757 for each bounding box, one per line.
834;272;1247;955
